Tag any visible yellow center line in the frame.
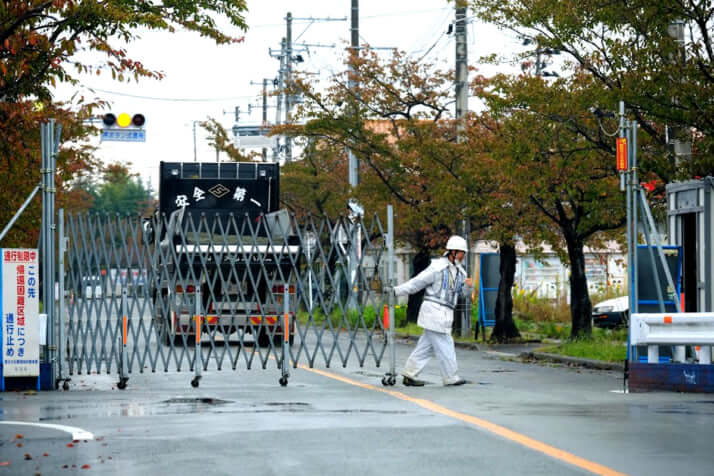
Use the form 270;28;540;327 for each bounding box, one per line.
298;364;628;476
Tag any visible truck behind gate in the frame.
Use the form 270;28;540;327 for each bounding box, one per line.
146;161;298;347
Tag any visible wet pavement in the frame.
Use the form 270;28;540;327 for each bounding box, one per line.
1;339;713;475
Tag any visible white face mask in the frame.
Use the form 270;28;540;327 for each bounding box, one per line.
448;252;463;266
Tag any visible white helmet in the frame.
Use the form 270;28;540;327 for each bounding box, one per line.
445;235;468;253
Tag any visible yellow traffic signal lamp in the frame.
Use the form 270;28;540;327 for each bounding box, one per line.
117;113;131;127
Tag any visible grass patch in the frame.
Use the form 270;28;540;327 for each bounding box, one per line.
538;329;627;362
296;304;407;330
395;322;423;336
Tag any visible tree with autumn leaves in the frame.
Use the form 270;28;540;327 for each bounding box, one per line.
276;0;714;339
479;73;629;337
0;0;249;247
469;0;714;183
462;0;714;336
274;49;526;340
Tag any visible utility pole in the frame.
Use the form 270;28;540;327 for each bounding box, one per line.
192;121;198;162
275;14;346;164
454;5;468;133
348;0;359;187
454;5;471;337
668;20;691;163
347;0;360;311
251;79;276;161
271;38;287;162
262;78;269;161
285;12;293;163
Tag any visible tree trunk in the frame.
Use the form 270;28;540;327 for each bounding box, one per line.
565;233;592;338
406;248;431;323
491;242;520;342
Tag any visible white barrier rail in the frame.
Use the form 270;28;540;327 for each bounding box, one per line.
631;313;714;364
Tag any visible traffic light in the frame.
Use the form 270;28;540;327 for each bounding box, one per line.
100;112;146;142
103;113;146;128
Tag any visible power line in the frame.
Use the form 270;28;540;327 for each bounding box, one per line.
415;29;448;64
408;9;452;56
248;7;450;28
81;86;259;102
361;7;449;19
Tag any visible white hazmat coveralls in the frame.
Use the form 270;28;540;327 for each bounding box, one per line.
394;256;471;385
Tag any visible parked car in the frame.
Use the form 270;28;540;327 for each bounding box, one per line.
592;296;629;328
82;276;103;299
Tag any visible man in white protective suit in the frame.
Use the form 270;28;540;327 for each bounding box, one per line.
394;235;473;387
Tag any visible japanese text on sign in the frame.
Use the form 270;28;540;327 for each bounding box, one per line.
2;249;39;377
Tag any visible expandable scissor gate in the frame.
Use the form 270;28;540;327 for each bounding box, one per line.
56;207;398;388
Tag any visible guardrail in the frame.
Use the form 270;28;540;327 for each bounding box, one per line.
630;313;714;364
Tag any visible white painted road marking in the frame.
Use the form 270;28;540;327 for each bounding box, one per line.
0;421;94;440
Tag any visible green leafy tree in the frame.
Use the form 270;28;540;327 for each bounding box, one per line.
90;163;154;216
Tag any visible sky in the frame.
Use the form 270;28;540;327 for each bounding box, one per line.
54;1;524;193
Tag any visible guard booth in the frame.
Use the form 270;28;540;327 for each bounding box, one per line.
628;178;714;392
666;177;714;313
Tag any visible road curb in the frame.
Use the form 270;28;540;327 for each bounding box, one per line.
519;351;624;371
395;334;481;351
483;350;521;362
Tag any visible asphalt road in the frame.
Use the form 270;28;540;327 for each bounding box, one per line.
2;336;713;475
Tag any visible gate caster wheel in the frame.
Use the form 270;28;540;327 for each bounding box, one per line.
62;380;70;391
191;377;201;388
388;376;396;386
117;378;128;390
279;376;288;387
381;377;388;386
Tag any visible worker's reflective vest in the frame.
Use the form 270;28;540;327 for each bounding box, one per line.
423;266;465;310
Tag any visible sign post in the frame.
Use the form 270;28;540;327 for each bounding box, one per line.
0;249;40;391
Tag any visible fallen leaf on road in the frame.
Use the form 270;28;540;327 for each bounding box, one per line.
43;453;49;457
0;462;9;466
81;464;90;469
16;443;23;448
24;454;32;460
15;434;23;439
66;443;74;448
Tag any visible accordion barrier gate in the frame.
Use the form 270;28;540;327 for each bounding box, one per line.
54;206;398;389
